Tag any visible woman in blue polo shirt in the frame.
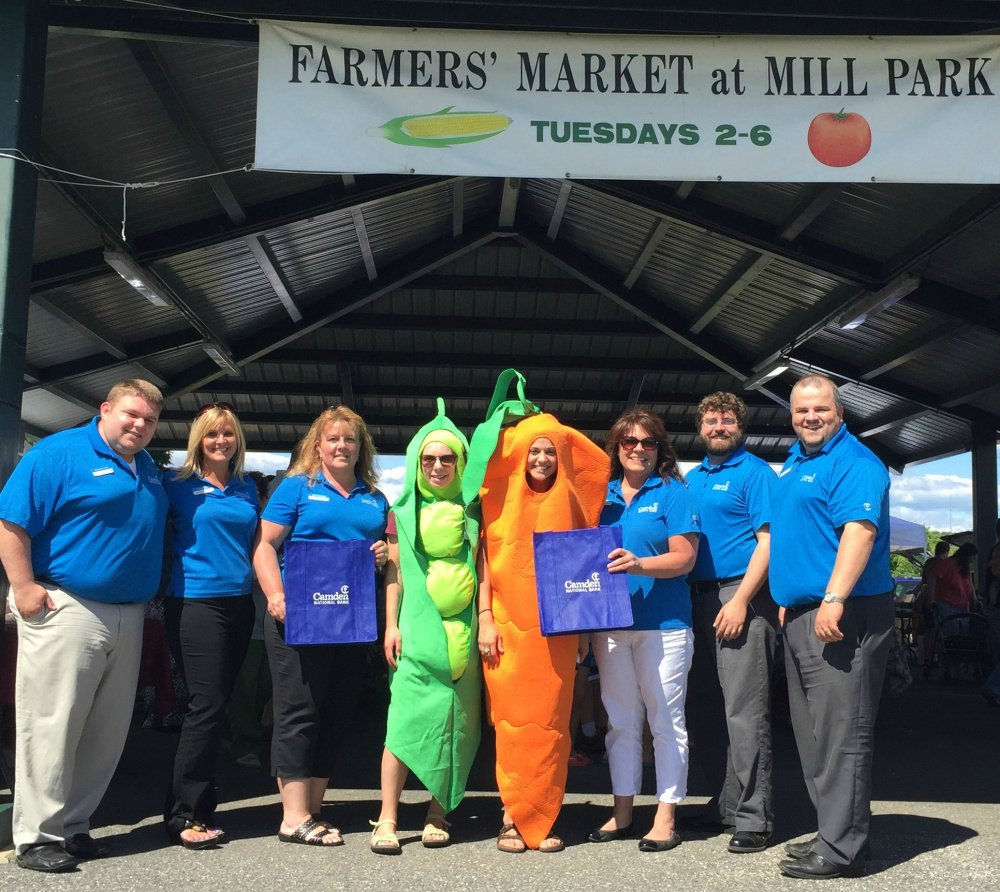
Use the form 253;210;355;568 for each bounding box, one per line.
588;409;699;853
253;406;389;848
163;403;259;849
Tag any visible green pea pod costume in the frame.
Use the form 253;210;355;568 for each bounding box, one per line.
384;398;484;813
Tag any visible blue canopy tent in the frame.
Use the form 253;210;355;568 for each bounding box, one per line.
890;515;927;556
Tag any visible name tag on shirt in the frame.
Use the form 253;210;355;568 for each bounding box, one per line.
308;494;330;502
92;468;115;477
194;486;215;495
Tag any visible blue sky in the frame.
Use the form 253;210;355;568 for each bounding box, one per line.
243;444;990;534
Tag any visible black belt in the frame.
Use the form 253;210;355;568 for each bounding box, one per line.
689;575;744;595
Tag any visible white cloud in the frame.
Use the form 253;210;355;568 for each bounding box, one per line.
245;451;292;476
890;473;973;533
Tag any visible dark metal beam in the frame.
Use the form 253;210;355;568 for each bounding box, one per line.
452;178;464;238
547;180;573;241
512;222;753;381
31;175;454;293
31;293;127;359
351;207;378;281
125;39;246;223
245;235;303;322
690;253;772;334
498;177;520;229
859;320;966;381
623;220;671;290
338;364;355;410
165;223;506;398
940;372;1000;409
855;407;934;439
881;186;1000;280
25;329;202;390
905;281;1000;340
778;184;844;243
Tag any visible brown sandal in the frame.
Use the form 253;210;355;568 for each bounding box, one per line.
496;823;526;854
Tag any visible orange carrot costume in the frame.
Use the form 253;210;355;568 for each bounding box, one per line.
479;412;610;848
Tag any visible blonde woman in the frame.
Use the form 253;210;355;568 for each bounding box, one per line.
253;406;389;847
163;402;260;848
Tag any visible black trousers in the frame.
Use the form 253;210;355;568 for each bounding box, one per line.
164;594;255;833
263;613;366;779
783;591;894;867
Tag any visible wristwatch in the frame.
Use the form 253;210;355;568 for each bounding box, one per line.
822;592;846;605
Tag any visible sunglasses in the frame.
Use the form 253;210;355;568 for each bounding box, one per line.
197;402;237;418
420;454;458;468
620;435;658;451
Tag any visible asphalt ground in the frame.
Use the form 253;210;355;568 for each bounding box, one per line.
1;667;998;891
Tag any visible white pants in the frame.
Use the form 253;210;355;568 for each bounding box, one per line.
593;627;694;804
10;584;145;852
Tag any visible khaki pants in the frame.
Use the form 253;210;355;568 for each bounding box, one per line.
10;584;144;852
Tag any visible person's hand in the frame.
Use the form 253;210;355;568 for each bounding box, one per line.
371;539;389;572
384;625;402;669
607;547;643;574
267;591;286;623
714;599;748;641
13;582;56;621
478;614;503;668
814;600;844;643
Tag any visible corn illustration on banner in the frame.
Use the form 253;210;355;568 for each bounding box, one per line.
256;20;1000;183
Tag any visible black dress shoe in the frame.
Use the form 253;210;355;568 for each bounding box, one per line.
678;814;731;834
16;844;79;873
728;830;771;853
785;836;819;859
64;833;112;860
587;823;635;843
638;832;681;852
779;852;866;879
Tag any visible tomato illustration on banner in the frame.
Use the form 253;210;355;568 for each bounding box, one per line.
368;106;512;147
807;109;872;167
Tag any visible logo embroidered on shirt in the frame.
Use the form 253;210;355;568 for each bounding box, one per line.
800;473;816;483
712;480;731;491
636;502;659;513
864;502;872;511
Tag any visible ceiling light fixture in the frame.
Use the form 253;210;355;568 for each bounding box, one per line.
103;249;172;308
202;341;241;376
836;273;920;331
742;357;790;391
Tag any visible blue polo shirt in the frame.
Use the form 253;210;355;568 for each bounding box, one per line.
688;445;775;583
601;475;701;631
0;417;168;603
770;424;892;609
263;472;389;544
164;471;260;598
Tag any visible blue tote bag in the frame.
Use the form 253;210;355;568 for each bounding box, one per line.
283;539;378;645
533;526;633;636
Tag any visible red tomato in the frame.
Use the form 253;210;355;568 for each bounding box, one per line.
807;110;872;167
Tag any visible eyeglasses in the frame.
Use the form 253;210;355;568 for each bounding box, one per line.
701;417;739;429
620;436;658;451
420;454;458;468
197;402;237;418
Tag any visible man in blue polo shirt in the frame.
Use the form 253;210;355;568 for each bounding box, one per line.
686;392;777;855
770;375;893;880
0;380;168;872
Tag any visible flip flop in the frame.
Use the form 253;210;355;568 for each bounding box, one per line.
369;819;401;855
422;814;452;848
278;816;344;846
497;823;526;854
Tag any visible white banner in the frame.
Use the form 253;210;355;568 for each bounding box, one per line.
256;21;1000;183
